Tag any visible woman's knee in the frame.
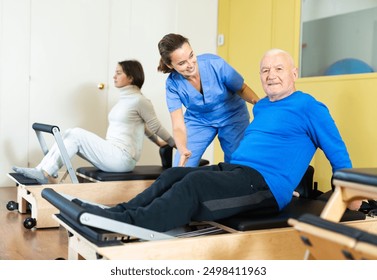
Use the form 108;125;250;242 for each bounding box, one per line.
63;127;84;138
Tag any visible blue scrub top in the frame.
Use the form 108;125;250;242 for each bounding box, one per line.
165;54;249;126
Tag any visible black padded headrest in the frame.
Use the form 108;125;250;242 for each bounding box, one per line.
333;168;377;187
42;188;85;223
298;213;377;246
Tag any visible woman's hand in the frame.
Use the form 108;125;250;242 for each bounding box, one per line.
156;139;168;147
238;83;260;104
178;150;192;167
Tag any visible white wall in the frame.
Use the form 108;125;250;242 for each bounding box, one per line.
0;0;30;186
0;0;218;186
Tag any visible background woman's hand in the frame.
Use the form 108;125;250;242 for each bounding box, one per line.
156;139;168;147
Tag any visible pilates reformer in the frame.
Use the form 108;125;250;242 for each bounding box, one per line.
5;122;191;229
40;165;370;260
289;167;377;260
6;123;80;228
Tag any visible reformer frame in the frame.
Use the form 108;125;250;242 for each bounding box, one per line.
12;180;153;229
288;213;377;259
42;168;377;260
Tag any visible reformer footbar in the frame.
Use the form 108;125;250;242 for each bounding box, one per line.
8;122;79;186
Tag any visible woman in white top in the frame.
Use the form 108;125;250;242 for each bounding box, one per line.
13;60;175;184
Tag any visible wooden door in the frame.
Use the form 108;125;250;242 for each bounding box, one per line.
28;0;110;169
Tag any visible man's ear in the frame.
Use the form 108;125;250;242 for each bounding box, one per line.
292;67;299;81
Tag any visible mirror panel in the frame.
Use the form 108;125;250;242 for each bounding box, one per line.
300;0;377;77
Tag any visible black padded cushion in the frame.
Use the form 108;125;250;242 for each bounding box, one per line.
217;197;365;231
8;172;40;185
217;197;326;231
76;144;210;182
333;168;377;187
76;145;173;181
76;165;164;181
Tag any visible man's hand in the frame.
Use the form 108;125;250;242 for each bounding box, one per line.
347;200;363;211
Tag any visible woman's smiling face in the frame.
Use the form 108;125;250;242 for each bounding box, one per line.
168;42;198;79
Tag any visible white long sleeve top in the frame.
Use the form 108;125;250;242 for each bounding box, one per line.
106;85;174;161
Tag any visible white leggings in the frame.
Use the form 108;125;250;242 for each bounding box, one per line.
37;127;136;175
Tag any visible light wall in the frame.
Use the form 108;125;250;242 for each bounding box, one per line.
217;0;377;191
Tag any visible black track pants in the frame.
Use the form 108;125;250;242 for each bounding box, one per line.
107;163;278;232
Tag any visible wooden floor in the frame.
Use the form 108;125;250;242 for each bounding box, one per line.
0;186;68;260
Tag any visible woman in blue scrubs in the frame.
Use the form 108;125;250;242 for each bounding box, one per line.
157;33;259;167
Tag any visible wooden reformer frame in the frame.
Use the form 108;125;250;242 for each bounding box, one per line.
42;168;377;260
9;180;153;229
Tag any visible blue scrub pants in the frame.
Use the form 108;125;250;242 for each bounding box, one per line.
174;117;249;167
